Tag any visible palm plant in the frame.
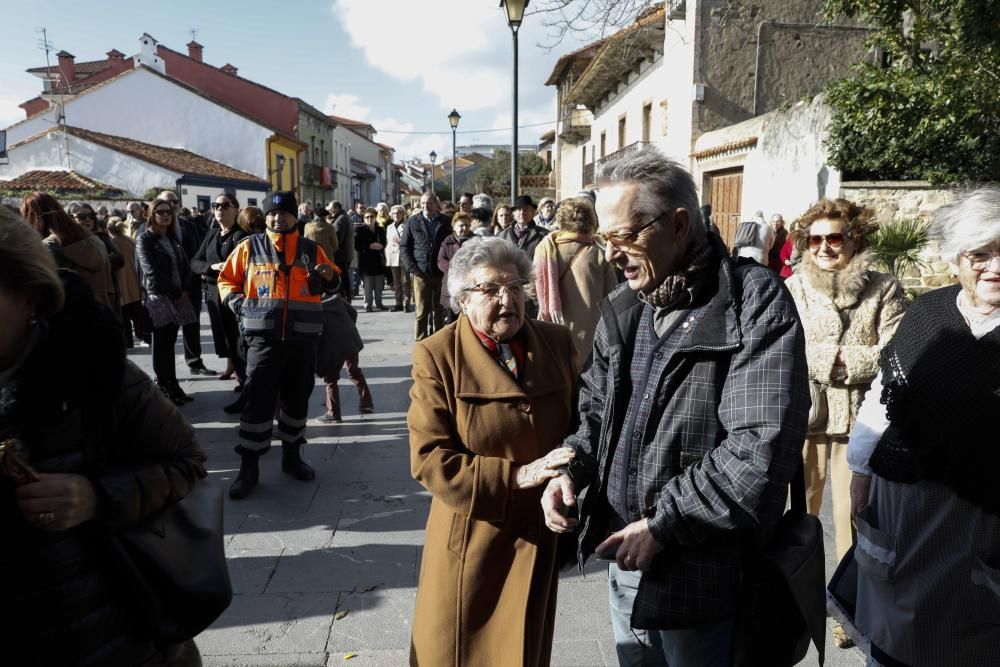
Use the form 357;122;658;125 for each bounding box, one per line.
869;216;930;281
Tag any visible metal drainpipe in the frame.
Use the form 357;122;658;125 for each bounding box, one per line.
752;21;874;116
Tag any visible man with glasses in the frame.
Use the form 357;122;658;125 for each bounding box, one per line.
541;146;809;665
400;192;451;340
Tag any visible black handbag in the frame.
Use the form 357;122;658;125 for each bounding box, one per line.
734;462;827;666
109;480;233;646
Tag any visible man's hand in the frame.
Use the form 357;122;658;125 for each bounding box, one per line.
850;473;871;516
541;475;577;533
314;263;334;280
16;473;99;531
596;518;664;572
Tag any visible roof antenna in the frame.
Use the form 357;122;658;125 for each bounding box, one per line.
36;26;72;170
191;28;198;42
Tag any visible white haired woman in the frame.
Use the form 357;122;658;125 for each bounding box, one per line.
408;236;578;666
845;186;1000;666
385;205;411;312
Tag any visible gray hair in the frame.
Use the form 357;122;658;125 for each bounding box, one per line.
389;204;406;217
376;202;389;214
929;185;1000;265
473;193;494;211
446;237;533;311
595;144;705;243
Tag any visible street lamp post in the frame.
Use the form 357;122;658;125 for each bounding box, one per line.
501;0;528;205
448;109;461;202
428;150;437;197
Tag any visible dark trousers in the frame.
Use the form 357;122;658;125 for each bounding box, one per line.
204;283;246;381
151;323;179;386
182;285;203;368
121;301;146;346
336;262;352;300
237;337;316;456
322;352;373;419
412;273;445;341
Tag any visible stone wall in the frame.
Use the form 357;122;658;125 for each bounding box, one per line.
840;182;956;292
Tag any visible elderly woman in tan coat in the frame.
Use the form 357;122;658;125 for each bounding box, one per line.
533;198;618;360
408;237;577;667
784;198;906;582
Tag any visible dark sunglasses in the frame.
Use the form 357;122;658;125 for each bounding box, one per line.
74;213;95;220
212;202;233;210
807;233;845;250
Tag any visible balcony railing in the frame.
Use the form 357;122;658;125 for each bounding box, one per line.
302;163;322;184
583;141;650;187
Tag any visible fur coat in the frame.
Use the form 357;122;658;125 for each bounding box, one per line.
785;251;906;436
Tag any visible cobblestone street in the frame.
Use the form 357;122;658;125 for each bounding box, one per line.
119;307;866;666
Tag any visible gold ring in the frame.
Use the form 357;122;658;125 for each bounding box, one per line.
37;511;55;524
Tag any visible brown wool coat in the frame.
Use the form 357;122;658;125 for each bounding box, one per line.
785;251;906;435
408;316;577;667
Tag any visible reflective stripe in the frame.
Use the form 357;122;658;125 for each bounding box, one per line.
238;439;271;452
274;426;304;443
239;420;273;433
242;318;273;330
277;410;308;429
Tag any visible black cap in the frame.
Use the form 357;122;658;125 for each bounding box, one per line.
265;191;297;216
512;195;535;210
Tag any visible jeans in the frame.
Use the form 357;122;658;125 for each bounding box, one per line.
608;564;735;666
362;273;384;309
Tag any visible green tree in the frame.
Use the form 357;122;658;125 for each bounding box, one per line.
476;150;551;191
822;0;1000;183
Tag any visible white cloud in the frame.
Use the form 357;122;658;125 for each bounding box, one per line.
332;0;510;110
323;91;445;161
0;80;41;130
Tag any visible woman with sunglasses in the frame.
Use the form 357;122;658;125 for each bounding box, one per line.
68;202;125;311
191;193;248;385
784;198;906;646
136;199;199;405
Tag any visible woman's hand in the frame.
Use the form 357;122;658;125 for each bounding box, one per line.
850;473;871;516
514;447;575;490
15;473;99;531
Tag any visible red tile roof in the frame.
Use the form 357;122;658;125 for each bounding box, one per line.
0;170;127;196
329;115;373;129
61;127;269;184
27;58;114;76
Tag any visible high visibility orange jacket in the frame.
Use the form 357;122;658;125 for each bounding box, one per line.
218;228;339;341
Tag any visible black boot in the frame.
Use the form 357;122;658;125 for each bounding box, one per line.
281;439;316;481
170;381;194;403
229;453;260;499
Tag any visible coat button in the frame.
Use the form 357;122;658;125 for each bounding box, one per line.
517;399;532;414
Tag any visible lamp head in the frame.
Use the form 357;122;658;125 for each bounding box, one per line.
429;150;437;164
448;109;461;129
500;0;529;28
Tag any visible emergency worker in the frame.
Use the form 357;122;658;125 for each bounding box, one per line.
217;191;339;499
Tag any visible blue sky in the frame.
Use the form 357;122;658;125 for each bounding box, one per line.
0;0;595;161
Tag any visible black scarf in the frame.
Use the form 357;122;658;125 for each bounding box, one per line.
869;284;1000;516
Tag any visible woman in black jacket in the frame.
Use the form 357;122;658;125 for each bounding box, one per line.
190;193;248;387
354;207;387;312
136;199;198;404
0;205;208;665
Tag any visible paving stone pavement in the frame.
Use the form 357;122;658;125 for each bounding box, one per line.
129;303;865;666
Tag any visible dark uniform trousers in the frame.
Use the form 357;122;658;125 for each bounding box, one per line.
237;336;317;456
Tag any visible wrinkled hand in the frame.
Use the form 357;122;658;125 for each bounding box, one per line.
369;243;384;251
596;518;664;572
16;473;99;531
515;447;574;490
850;474;871;517
541;475;577;533
314;263;334;280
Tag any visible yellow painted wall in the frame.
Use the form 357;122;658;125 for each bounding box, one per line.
268;137;306;197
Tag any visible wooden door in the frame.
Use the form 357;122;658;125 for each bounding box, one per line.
707;168;743;249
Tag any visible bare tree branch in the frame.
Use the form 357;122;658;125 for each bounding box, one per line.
528;0;662;50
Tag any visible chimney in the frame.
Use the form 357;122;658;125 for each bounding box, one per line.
221;63;238;76
106;49;128;71
56;50;76;84
187;40;203;62
136;33;166;74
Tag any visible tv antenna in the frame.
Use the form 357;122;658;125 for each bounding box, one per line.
36;27;72;170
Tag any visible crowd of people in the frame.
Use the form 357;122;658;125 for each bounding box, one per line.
3;142;998;665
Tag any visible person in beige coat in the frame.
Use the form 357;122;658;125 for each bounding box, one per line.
533;198;618;360
408;237;577;667
784;198;906;564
